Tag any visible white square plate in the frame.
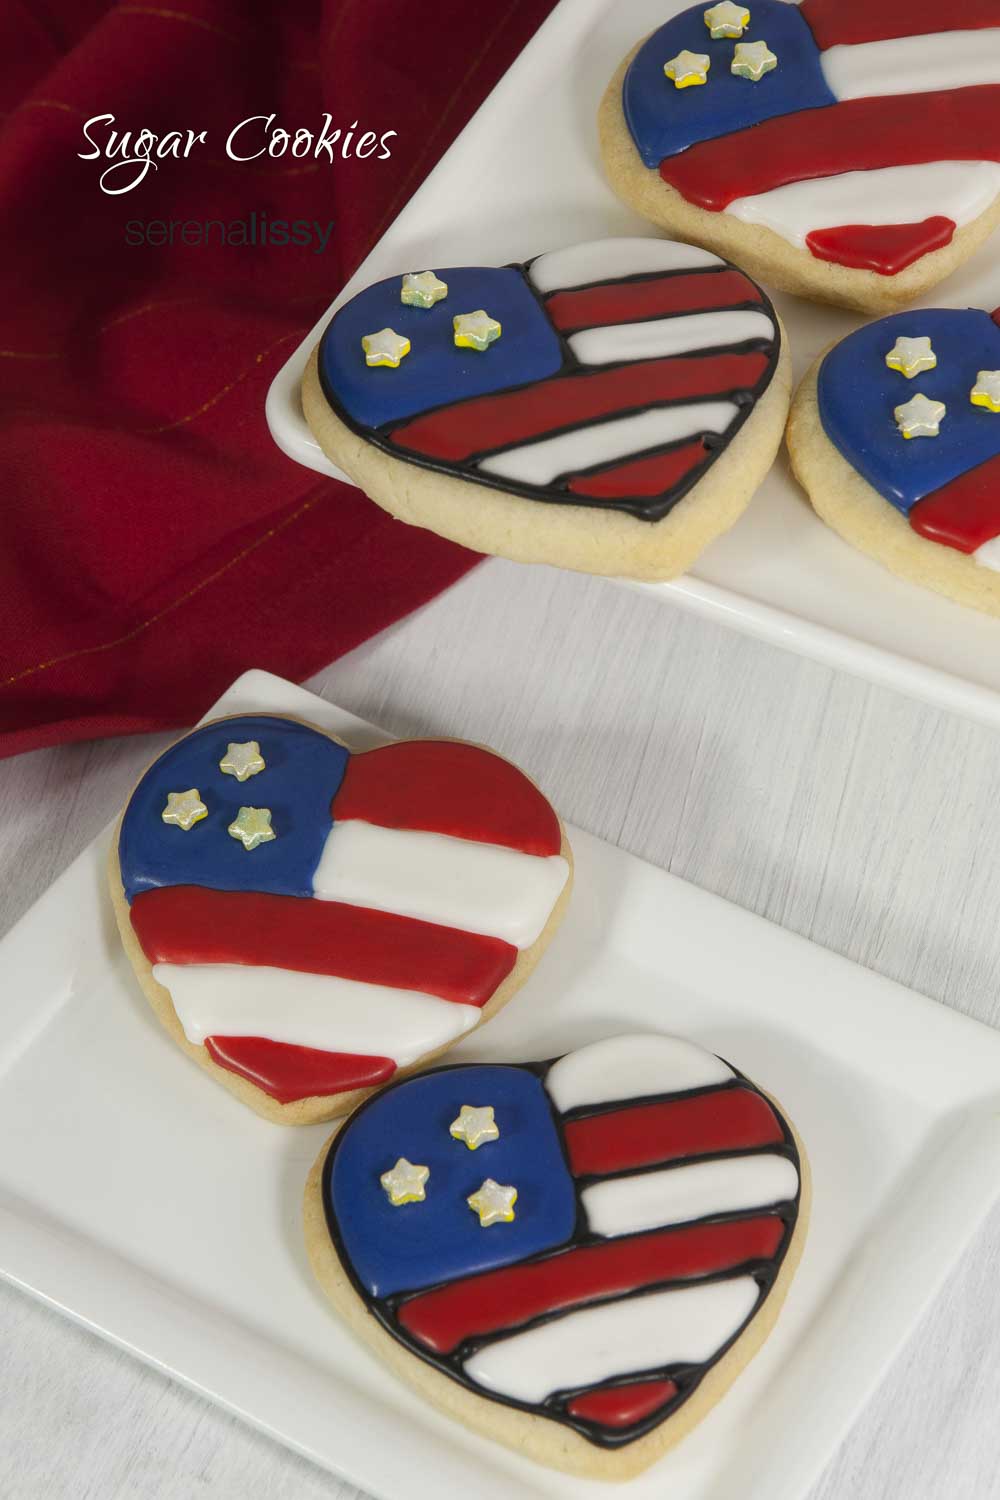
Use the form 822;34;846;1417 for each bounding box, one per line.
266;0;1000;729
4;668;1000;1500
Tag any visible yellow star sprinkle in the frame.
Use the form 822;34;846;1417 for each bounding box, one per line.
449;1105;500;1151
704;2;750;38
731;39;777;80
401;271;449;309
161;789;207;830
894;392;946;439
453;310;502;352
467;1178;517;1227
219;740;266;782
971;371;1000;413
885;336;937;380
361;327;411;368
664;49;711;87
380;1158;429;1206
227;806;276;850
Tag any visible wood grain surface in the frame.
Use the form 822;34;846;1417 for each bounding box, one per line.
3;557;1000;1498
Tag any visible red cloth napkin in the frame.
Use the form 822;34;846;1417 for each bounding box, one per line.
0;0;557;757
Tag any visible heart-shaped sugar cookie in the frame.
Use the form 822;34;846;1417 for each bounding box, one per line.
788;304;1000;615
302;237;789;580
110;714;571;1124
599;0;1000;312
305;1033;808;1479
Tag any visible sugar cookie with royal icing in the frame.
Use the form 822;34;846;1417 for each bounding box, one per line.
301;238;790;581
109;713;572;1124
304;1032;809;1479
598;0;1000;313
788;304;1000;615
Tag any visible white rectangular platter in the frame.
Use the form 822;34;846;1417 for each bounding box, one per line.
4;668;1000;1500
266;0;1000;729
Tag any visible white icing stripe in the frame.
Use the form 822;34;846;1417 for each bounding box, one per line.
153;962;480;1059
478;401;738;486
463;1276;759;1404
568;309;774;365
726;160;1000;249
311;821;569;948
822;30;1000;101
582;1154;799;1238
528;238;722;294
545;1033;733;1111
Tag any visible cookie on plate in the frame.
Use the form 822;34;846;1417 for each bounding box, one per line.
599;0;1000;313
302;238;790;580
305;1032;809;1479
788;304;1000;616
109;713;572;1124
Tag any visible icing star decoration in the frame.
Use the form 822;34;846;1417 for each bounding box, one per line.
453;310;502;352
401;271;448;309
885;336;937;380
731;39;777;80
449;1105;500;1151
380;1157;430;1206
467;1178;517;1227
219;740;266;782
161;789;207;830
361;327;411;368
664;49;711;88
894;392;946;439
971;370;1000;413
704;2;750;38
227;806;276;850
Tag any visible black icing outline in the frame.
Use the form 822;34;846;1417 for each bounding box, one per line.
320;1055;802;1450
316;257;781;523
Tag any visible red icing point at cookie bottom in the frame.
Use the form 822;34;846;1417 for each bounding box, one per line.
204;1036;396;1104
566;1380;679;1429
909;453;1000;554
805;218;955;276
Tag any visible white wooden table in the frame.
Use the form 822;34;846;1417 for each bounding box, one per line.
4;557;1000;1499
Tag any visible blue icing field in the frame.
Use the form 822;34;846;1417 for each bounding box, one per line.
329;1065;576;1298
623;0;835;168
818;310;1000;514
319;266;565;429
118;714;349;904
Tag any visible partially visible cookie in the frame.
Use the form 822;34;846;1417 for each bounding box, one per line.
302;237;790;581
598;0;1000;313
305;1032;809;1479
788;304;1000;615
109;713;572;1124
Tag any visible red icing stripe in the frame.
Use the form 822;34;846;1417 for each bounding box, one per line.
397;1216;786;1354
567;440;710;501
806;218;956;276
566;1380;678;1429
659;88;1000;213
130;886;516;1006
564;1087;784;1177
908;453;1000;554
545;270;761;332
388;353;770;463
992;310;1000;331
332;740;561;856
204;1035;395;1104
800;0;999;47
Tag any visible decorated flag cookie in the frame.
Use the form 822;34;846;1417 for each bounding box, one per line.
304;1033;809;1479
787;304;1000;616
301;238;790;581
109;714;572;1124
599;0;1000;312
